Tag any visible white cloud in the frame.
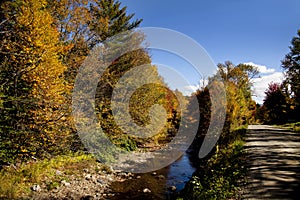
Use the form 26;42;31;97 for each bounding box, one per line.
252;72;284;104
181;64;283;104
183;79;208;95
184;85;198;93
182;85;201;96
244;62;275;74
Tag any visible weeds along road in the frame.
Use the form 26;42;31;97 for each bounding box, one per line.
244;125;300;200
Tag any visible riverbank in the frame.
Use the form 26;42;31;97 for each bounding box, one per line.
0;153;126;199
0;150;197;199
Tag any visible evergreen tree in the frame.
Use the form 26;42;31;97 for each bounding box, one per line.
282;30;300;120
88;0;142;47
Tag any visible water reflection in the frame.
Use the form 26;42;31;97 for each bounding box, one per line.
110;151;199;199
166;153;197;192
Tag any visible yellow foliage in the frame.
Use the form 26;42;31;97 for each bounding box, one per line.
0;0;73;156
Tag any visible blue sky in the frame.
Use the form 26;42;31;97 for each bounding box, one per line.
119;0;300;103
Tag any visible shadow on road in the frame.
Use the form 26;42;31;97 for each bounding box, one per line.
244;125;300;200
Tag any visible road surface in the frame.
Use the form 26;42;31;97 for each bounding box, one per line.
244;125;300;199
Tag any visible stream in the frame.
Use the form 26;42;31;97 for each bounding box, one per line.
110;151;199;199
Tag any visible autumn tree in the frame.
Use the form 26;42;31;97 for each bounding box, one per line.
0;0;71;162
217;61;258;132
46;0;181;151
263;82;290;124
93;32;182;151
0;0;183;163
44;0;146;151
87;0;183;150
185;61;257;159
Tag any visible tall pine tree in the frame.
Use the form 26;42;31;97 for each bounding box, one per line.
282;30;300;121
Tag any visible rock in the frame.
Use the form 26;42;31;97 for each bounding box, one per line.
55;170;63;176
152;172;157;176
157;175;165;180
107;177;114;182
61;180;71;187
118;172;127;177
136;175;141;179
169;186;177;191
143;188;151;193
114;169;122;173
85;174;92;180
31;184;41;192
92;176;97;183
97;179;104;184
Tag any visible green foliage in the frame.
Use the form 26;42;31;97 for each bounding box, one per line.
186;87;211;152
258;29;300;124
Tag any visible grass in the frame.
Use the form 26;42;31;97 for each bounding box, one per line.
294;122;300;132
275;122;300;132
0;152;96;199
